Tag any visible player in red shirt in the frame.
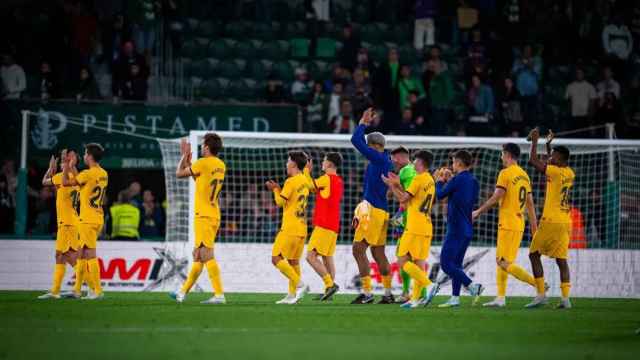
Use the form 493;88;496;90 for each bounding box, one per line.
305;152;344;301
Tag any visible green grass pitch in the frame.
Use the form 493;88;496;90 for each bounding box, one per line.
1;291;639;359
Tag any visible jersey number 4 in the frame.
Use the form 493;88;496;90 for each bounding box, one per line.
209;179;224;205
419;194;433;215
89;186;106;208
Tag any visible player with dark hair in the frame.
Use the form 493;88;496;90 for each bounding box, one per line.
428;150;484;307
265;150;311;304
305;152;344;301
526;129;575;309
473;143;538;307
383;150;436;308
171;133;226;304
62;143;108;300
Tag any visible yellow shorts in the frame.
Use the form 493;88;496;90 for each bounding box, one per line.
496;229;524;262
272;231;305;260
308;227;338;257
78;223;102;249
397;232;432;261
354;206;389;247
195;217;220;248
529;222;570;259
56;225;79;253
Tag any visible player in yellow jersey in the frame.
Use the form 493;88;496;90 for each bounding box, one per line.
526;129;576;309
382;150;436;308
171;133;226;304
62;143;108;300
37;150;86;299
472;143;538;307
265;151;311;305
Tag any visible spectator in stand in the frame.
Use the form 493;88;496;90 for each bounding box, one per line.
355;48;374;81
109;190;141;241
306;81;328;132
497;76;523;137
594;92;624;137
36;61;59;101
139;190;164;237
565;68;598;133
0;174;15;233
129;0;162;64
408;90;430;134
112;42;148;99
75;66;101;101
345;68;371;98
1;54;26;100
323;65;347;93
512;44;542;126
305;0;331;57
398;64;425;110
291;68;313;104
414;0;439;51
162;0;184;56
396;107;417;135
264;74;285;103
426;45;448;72
119;64;148;101
350;79;373;121
465;74;495;136
326;81;344;125
101;13;132;67
427;59;454;135
328;98;355;134
596;66;621;103
373;48;402;131
602;15;634;73
456;0;479;45
339;23;360;71
32;186;56;235
128;181;143;208
465;29;488;77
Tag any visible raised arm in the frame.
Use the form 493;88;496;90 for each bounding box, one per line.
42;155;57;186
176;138;193;178
472;187;505;220
528;128;546;173
525;192;538;236
351;108;386;164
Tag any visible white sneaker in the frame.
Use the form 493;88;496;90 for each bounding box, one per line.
276;294;295;304
200;295;226;304
294;283;309;303
60;291;81;299
37;292;60;300
438;297;460;308
556;298;572;309
483;298;506;308
82;291;104;300
169;291;185;303
525;295;548;308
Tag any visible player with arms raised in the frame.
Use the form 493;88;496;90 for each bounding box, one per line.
472;143;538;307
526;129;575;309
266;151;311;305
62;143;108;300
350;108;395;304
383;150;436;308
171;133;226;304
305;152;344;301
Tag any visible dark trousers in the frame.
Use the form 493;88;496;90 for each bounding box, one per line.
440;233;472;296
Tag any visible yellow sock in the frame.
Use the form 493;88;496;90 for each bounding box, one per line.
506;264;536;287
275;260;300;295
412;282;425;301
51;264;66;295
73;260;86;294
402;262;431;287
361;275;372;294
87;258;102;295
496;267;508;297
288;264;301;295
205;259;224;296
535;277;546;295
180;262;203;294
382;275;392;290
560;282;571;298
322;274;334;289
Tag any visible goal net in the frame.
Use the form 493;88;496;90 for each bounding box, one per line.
157;132;640;297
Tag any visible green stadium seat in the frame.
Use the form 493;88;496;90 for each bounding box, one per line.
185;18;200;35
399;45;420;64
316;37;337;59
218;59;247;79
285;22;307;38
201;78;226;100
193;37;211;58
253;23;275;41
182;39;199;59
190;58;211;78
197;20;220;38
225;21;249;38
273;60;295;82
369;44;387;64
273;1;293;22
234;40;258;59
228;78;258;101
360;24;384;44
208;39;233;59
290;38;311;58
391;24;410;44
249;59;273;80
354;4;371;23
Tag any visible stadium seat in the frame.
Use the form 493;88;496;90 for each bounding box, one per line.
194;37;211;58
253;23;275;41
197;20;220;38
228;78;258;101
360;23;384;44
316;37;337;59
190;58;211;79
290;38;311;58
234;40;259;59
185;18;200;36
219;59;247;79
208;40;233;59
285;21;307;38
369;44;388;64
181;40;199;59
225;21;250;38
273;60;295;82
249;59;273;80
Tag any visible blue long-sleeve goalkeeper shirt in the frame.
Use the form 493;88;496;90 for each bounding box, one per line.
351;124;392;212
436;170;479;238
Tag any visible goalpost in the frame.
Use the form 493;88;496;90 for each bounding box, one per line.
157;131;640;297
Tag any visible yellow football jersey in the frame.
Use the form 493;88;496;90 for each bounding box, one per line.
404;172;435;236
304;168;329;198
275;173;310;236
496;164;532;232
541;164;575;223
191;156;226;220
76;166;108;225
52;173;79;226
